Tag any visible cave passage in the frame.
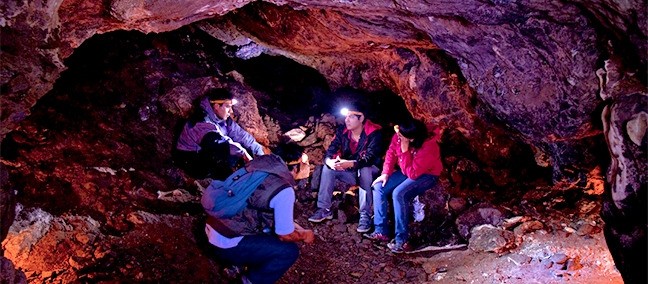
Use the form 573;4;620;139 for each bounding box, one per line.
0;16;630;284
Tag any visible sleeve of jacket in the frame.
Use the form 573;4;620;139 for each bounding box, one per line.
354;130;383;169
324;130;344;159
399;138;441;180
226;120;265;156
381;134;400;176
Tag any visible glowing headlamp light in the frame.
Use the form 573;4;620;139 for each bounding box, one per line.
340;107;363;116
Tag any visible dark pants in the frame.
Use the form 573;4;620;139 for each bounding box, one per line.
209;235;299;284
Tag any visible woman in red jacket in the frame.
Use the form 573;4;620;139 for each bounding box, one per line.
365;118;443;253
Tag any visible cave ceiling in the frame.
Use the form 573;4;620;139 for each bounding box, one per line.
1;0;646;177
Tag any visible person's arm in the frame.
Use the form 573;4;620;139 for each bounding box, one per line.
278;224;315;243
399;138;442;180
381;134;400;177
270;187;314;243
325;131;344;158
323;130;344;169
226;120;265;156
353;130;383;169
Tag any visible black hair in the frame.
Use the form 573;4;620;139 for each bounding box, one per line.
272;141;304;171
347;100;369;123
205;88;234;103
334;87;372;122
398;118;428;149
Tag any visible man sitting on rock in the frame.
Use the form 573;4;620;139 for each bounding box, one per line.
174;88;265;180
308;100;383;233
202;142;314;284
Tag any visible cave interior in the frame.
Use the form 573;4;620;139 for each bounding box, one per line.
0;1;646;283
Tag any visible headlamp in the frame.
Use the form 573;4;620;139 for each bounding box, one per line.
287;153;309;165
340;107;362;116
210;99;238;105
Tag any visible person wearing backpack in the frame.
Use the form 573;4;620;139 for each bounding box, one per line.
175;88;265;180
201;142;314;284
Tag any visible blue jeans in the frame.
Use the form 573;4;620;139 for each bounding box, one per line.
317;165;379;216
209;234;299;284
372;171;438;244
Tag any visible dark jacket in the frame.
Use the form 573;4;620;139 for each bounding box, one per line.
325;120;383;170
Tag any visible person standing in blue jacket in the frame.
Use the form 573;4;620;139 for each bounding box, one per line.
175;88;265;180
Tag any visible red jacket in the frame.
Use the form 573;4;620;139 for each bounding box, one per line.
382;125;442;179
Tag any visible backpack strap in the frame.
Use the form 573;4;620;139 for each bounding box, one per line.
206;215;240;238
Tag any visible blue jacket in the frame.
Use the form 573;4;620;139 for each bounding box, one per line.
176;97;264;158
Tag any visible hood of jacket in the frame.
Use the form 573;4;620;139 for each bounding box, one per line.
200;96;224;123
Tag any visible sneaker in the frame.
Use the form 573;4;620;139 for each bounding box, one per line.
356;214;372;233
363;232;390;242
387;240;413;253
308;208;333;223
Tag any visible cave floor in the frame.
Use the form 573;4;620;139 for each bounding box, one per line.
4;177;625;284
279;192;624;284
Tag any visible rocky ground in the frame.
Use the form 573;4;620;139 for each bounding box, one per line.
2;171;623;283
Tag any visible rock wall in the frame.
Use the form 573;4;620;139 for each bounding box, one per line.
2;0;645;177
598;57;647;284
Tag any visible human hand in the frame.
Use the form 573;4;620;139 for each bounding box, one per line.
325;157;337;169
293;222;315;243
301;229;315;244
333;159;354;170
372;174;388;187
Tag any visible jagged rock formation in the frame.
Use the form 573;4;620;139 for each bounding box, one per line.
598;57;647;283
1;0;646;282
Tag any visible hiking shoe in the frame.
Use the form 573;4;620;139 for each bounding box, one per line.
387;240;413;253
308;208;333;223
356;214;372;233
363;232;390;242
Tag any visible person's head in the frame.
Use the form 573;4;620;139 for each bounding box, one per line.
272;142;306;179
341;100;368;132
395;118;428;149
205;88;237;120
